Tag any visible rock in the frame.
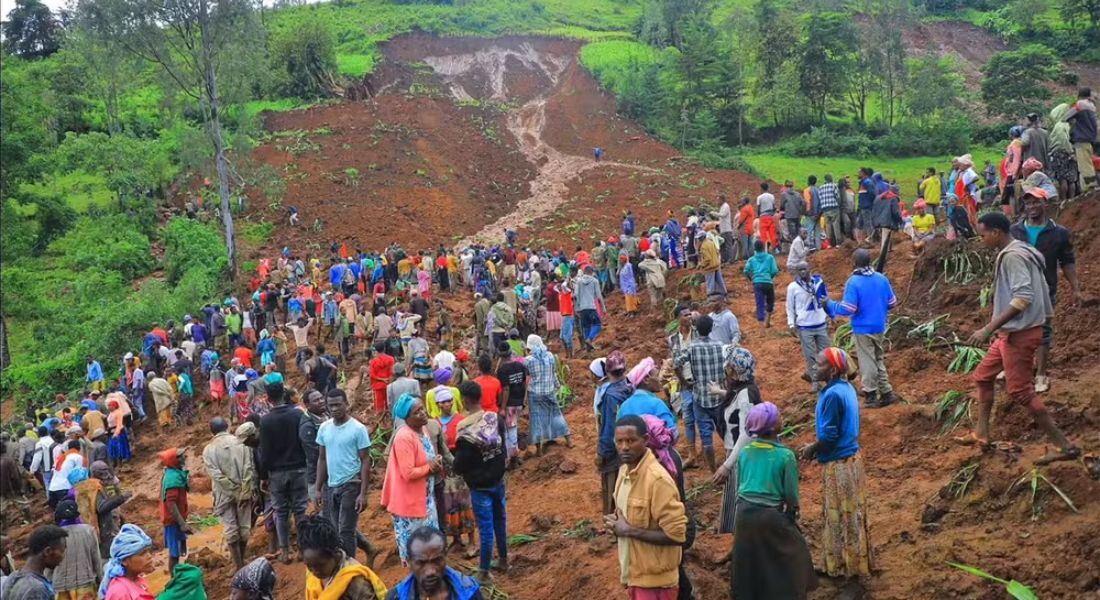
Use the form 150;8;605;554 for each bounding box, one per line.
558;459;578;474
920;503;948;525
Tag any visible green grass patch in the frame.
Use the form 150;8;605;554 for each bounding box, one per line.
336;53;376;77
741;148;1001;201
238;220;276;245
20;171;115;213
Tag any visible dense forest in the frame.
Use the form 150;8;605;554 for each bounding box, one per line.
1;0;1097;401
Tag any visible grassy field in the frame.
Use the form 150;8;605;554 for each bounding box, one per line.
741;149;1002;200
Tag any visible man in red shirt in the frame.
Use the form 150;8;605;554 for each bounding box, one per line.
159;447;192;572
736;197;756;261
557;279;576;357
473;354;503;414
435;252;450;292
233;343;254;370
369;341;395;414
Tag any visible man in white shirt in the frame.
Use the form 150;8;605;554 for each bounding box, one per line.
786;226;812;271
786;265;831;391
432;342;456;371
717;194;735;264
707;298;742;346
48;439;84;508
757;182;778;253
28;428;57;498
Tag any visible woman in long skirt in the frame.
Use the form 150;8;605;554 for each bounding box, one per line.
106;397;131;466
437;395;478;558
800;348;874;588
523;336;572;455
711;346;763;537
381;395;441;565
731;402;816;599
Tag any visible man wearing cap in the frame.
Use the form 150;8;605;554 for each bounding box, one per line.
78;405;107;444
202;416;256;569
1009;187;1081;394
1021;112;1051;168
89;429;109;464
574;265;606;352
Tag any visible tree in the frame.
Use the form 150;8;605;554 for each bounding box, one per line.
797;12;858;123
636;0;714;49
69;0;143;135
270;17;338;98
86;0;266;278
1062;0;1100;33
981;46;1063;118
750;0;799;128
905;54;966;121
1;0;62;58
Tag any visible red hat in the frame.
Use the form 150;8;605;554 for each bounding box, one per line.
455;349;470;363
619;254;629;263
1022;187;1049;201
607;236;618;244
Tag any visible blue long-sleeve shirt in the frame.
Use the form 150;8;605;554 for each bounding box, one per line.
86;361;104;383
322;299;338;324
598;379;634;459
329;264;346;288
618;389;678;435
828;271;897;335
815;379;860;463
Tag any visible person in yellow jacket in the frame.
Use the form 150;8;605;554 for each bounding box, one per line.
605;415;687;597
300;515;388;600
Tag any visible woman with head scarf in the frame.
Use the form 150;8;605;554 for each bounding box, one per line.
953;154;981;228
730;402;816;600
381;395;443;565
618;357;678;433
230;557;277;600
51;499;102;600
100;524;156;600
1048;103;1081;200
523;335;572;455
104;395;131;468
1001;126;1025;214
90;460;130;558
425;368;464;419
709;346;763;537
434;386;477;559
641;414;696;600
800;347;873;587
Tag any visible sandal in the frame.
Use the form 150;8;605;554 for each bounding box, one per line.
1034;446;1081;466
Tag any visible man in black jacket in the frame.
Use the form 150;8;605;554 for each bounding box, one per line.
258;376;308;563
451;381;508;583
1009;188;1081;394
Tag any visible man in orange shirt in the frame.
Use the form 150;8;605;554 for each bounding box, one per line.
233;343;254;370
473;354;503;414
369;341;396;414
735;197;756;261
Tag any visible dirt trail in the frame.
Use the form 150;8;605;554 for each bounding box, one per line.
420;42;661;246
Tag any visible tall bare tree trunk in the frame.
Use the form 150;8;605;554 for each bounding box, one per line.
199;0;237;279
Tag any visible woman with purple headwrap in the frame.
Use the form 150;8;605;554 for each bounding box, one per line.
730;402;816;600
640;414;696;600
425;367;464;418
708;345;763;537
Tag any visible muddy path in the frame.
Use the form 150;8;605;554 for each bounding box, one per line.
418;41;662;246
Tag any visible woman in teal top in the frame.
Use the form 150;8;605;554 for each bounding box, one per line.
731;402;816;600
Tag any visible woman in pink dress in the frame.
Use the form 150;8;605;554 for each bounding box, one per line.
417;268;432;301
100;524;156;600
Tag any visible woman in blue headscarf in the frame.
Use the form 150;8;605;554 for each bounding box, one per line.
380;395;443;565
100;524;155;599
523;335;572;455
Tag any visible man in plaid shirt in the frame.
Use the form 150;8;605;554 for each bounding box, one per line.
817;174;843;248
673;315;726;471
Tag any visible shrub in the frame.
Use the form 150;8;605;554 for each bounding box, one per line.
162;217;227;285
49;215;154;280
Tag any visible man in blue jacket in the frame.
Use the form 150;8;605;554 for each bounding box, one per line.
386;526;482;600
596;351;633;514
828;249;898;408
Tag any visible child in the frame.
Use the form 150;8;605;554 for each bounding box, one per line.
908;200;937;256
158;447;192;573
743;240;780;329
618;254;639;318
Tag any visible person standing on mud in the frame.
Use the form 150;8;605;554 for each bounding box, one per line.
827;249;898;409
1008;188;1081;394
674;315;726;472
800;348;873;595
258;379;309;564
963;212;1081;465
202;416;256;570
574;265;606;352
697;228;726;300
786;265;832;392
605;415;687;599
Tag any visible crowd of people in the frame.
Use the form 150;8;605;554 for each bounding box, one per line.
1;93;1093;600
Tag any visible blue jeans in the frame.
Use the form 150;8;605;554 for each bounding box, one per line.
560;315;575;351
705;271;727;298
693;395;716;450
681;389;698;447
578;309;600;343
470;482;508;573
